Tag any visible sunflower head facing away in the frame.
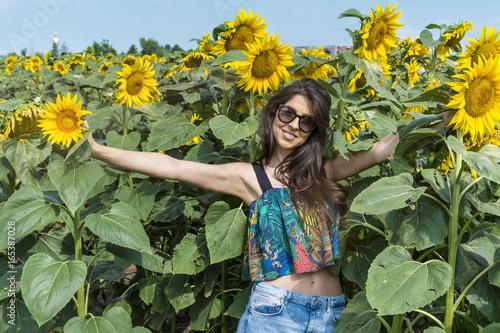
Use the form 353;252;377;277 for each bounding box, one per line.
437;21;473;59
178;51;213;73
236;34;294;94
457;26;500;69
38;93;92;147
355;4;404;59
446;56;500;141
212;9;268;55
1;106;43;141
116;58;159;108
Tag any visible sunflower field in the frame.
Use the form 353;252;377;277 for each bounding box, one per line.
1;5;500;333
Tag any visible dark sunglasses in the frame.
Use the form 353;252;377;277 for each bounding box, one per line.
277;104;317;133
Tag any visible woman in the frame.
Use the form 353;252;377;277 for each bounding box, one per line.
87;77;450;332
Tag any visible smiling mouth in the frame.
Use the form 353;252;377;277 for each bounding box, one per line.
282;129;297;140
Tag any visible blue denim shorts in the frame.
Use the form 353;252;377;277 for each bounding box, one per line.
237;282;346;332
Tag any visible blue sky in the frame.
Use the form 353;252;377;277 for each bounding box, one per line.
1;0;500;56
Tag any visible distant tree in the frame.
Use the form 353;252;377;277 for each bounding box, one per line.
61;42;69;55
92;39;117;57
163;44;171;52
127;44;138;54
20;48;27;56
172;44;184;52
51;41;58;57
139;38;163;56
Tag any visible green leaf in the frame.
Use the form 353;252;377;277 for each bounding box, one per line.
395;128;440;156
480;323;500;333
32;231;75;261
225;284;252;319
212;50;247;66
185;140;217;163
0;299;40;333
336;291;380;333
165;274;195;312
383;197;448;251
188;295;223;331
466;193;500;217
86;202;151;253
489;247;500;287
0;156;10;182
401;84;452;107
0;185;58;250
421;169;451;203
21;253;86;326
106;131;141;151
205;201;246;264
466;275;500;322
172;233;210;275
420;30;435;48
343;238;387;289
423;328;445;333
462;150;500;184
363;110;397;134
389;157;414;175
48;160;103;214
3;138;51;185
350;173;426;215
146;115;208;151
64;306;132;333
477;144;500;163
209;115;259;146
138;276;162;305
366;246;452;315
133;327;152;333
338;8;365;20
209;67;240;89
88;261;127;283
107;244;171;274
447;135;467;155
114;181;155;220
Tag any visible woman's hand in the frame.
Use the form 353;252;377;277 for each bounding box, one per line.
431;110;454;131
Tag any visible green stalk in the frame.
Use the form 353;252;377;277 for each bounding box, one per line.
336;64;354;132
122;104;128;135
73;208;86;318
221;260;228;333
444;133;464;333
222;89;229;116
391;314;404;333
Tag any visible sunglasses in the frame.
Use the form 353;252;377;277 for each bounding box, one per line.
277;104;317;133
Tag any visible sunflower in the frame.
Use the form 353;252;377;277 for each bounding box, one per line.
402;105;428;120
38;93;91;147
116;58;159;108
212;9;268;55
177;51;213;73
405;36;430;57
457;26;500;69
406;58;422;86
437;21;473;59
98;61;113;75
1;107;43;140
344;121;371;142
446;56;500;141
121;55;137;67
5;56;17;68
199;33;215;53
53;61;69;75
355;4;404;59
236;34;294;94
348;57;390;98
183;113;204;145
291;47;335;81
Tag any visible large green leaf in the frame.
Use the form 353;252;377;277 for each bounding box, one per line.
489;247;500;287
0;156;11;182
0;185;58;250
20;253;86;326
3;138;51;185
480;323;500;333
343;238;387;289
466;275;500;322
462;150;500;184
114;181;155;220
0;299;41;333
395;128;440;156
209;67;240;89
106;131;141;151
225;284;252;319
188;295;223;331
466;193;500;217
336;291;380;333
146;115;208;151
384;197;448;251
421;169;451;203
64;306;132;333
212;50;247;66
172;233;210;275
165;274;196;312
209;115;259;146
401;84;452;106
366;246;452;315
86;202;151;253
48;160;103;214
350;173;426;215
205;201;246;264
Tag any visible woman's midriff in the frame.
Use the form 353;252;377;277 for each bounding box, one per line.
262;267;342;297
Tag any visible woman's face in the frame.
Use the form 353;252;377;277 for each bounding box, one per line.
272;94;314;154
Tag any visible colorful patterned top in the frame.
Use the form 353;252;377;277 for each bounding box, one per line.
241;162;341;282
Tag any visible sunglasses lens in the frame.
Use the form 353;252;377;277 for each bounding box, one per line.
300;118;316;132
278;106;295;123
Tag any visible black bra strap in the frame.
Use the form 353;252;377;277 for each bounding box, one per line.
252;160;273;193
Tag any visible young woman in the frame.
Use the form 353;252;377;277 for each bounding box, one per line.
87;77;450;332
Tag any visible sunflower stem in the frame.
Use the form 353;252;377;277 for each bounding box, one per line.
73;208;86;318
122;104;128;135
336;64;354;132
391;314;404;333
444;131;464;333
220;260;228;333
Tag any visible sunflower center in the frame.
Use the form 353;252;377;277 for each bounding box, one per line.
126;73;145;95
471;43;497;65
251;50;279;78
464;77;495;117
366;20;388;50
56;111;79;133
445;33;463;48
356;73;367;89
185;54;203;69
226;25;254;51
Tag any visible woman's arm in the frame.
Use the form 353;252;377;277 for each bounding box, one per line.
87;127;258;204
325;111;453;182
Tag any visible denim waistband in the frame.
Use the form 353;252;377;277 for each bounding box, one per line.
253;282;346;310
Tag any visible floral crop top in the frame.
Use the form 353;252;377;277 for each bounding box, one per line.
241;162;341;282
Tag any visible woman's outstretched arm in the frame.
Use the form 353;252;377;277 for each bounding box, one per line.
87;125;258;204
325;111;453;182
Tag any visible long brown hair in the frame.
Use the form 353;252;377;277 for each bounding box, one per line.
257;77;347;224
